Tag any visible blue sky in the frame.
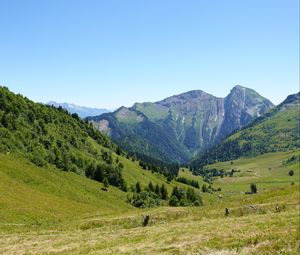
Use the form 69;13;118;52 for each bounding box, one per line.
0;0;299;108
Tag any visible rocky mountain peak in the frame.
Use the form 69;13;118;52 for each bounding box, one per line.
89;85;274;163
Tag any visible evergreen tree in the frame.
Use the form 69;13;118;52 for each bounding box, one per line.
136;182;142;193
116;146;122;155
160;184;168;200
155;184;160;196
171;186;179;199
148;181;154;192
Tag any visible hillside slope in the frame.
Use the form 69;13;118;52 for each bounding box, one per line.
191;92;300;171
0;86;131;190
0;151;205;230
89;85;273;163
1;150;298;254
0;153;131;229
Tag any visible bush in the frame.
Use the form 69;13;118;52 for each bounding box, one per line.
288;170;294;176
202;184;209;193
169;195;179;206
129;191;160;208
250;183;257;194
103;177;109;189
193;200;201;206
170;186;203;206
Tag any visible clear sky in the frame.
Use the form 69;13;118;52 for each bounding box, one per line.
0;0;299;109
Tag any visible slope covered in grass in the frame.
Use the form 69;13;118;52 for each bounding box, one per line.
0;86;130;190
0;151;299;254
0;153;131;231
0;151;205;231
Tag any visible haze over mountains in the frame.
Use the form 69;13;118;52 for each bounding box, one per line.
47;101;111;118
88;85;274;163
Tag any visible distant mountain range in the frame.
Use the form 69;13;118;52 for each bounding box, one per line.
47;101;111;118
88;85;274;163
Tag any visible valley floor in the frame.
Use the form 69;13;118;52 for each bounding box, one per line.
0;151;299;254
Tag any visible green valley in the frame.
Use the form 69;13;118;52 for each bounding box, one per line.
0;150;298;254
0;87;299;254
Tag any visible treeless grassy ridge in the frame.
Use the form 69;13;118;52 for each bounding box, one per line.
0;151;299;254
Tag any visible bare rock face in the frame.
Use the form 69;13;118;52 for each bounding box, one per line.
88;85;274;163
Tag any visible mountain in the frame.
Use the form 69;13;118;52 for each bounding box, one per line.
190;92;300;171
0;86;127;190
0;86;185;191
47;101;110;118
88;85;274;163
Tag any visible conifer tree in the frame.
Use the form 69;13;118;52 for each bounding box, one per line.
148;181;154;192
160;184;168;200
136;182;142;193
155;184;160;196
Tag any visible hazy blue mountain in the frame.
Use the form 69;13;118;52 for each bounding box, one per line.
47;101;110;118
88;85;274;163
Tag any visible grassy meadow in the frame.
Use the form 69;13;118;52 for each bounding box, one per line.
0;150;299;254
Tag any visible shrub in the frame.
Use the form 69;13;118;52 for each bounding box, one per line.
129;191;160;208
250;183;257;194
169;195;179;207
103;177;109;189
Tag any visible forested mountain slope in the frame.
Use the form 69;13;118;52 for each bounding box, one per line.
0;86;127;189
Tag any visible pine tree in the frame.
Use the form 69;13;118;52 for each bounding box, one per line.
171;186;178;197
160;184;168;200
155;184;160;196
136;182;142;193
148;181;154;192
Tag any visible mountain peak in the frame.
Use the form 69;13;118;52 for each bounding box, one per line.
230;85;252;93
233;84;246;89
158;89;215;105
89;85;275;163
47;101;110;118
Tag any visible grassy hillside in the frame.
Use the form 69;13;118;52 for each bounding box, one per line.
0;87;207;217
0;153;131;231
191;92;299;171
0;87;299;254
206;150;299;193
0;86;131;190
0;151;204;231
1;151;299;254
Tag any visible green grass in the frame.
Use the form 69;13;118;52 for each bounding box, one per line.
206;150;300;193
0;153;132;231
0;151;199;231
0;151;299;254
